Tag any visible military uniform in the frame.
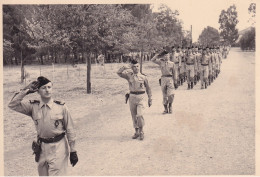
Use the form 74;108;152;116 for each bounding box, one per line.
200;51;210;89
179;50;186;85
8;90;76;176
171;51;181;88
152;54;175;113
185;51;196;89
117;65;152;140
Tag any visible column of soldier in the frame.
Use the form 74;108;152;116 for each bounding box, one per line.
164;45;227;90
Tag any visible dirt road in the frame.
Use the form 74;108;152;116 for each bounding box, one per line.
3;48;255;175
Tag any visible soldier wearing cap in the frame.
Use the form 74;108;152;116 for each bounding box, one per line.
179;46;186;85
117;60;152;140
185;47;196;89
216;47;222;75
8;76;78;176
151;50;175;114
171;46;182;88
207;47;213;85
200;48;210;89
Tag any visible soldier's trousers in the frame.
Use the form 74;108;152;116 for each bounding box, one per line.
173;64;180;83
129;94;145;128
200;65;209;86
38;137;69;176
161;77;174;105
186;64;195;84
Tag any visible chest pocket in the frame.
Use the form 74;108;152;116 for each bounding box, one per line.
50;109;65;130
32;110;42;126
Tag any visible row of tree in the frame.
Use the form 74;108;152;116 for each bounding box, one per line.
3;4;189;66
197;3;255;51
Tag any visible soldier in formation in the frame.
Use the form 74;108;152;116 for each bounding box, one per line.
117;60;152;140
151;50;175;114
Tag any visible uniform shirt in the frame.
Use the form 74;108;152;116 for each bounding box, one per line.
117;68;152;99
186;54;196;64
196;53;202;64
8;90;76;152
151;57;175;76
171;52;181;66
201;54;211;65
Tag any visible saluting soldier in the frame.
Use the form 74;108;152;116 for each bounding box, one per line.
8;76;78;176
151;50;175;114
200;48;210;89
185;47;196;89
117;60;152;140
171;46;181;89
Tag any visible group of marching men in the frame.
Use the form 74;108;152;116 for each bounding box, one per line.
160;45;229;90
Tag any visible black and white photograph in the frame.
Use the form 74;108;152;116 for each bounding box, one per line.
1;0;258;176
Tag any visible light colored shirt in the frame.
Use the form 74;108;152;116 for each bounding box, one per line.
151;56;175;76
8;90;76;152
117;68;152;99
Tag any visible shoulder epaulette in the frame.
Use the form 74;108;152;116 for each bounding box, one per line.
29;100;40;104
54;100;65;105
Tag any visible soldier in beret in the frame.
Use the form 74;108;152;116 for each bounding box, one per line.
151;49;175;114
117;60;152;140
8;76;78;176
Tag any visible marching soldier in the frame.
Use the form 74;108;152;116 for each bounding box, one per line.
185;47;196;89
151;50;175;114
8;76;78;176
207;47;213;85
216;47;222;75
179;46;186;85
171;46;181;89
200;48;210;89
117;60;152;140
197;47;203;82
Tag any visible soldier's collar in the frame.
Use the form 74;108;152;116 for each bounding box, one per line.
39;98;54;109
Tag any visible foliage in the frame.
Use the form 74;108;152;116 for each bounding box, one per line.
240;27;255;51
198;26;220;46
218;5;239;45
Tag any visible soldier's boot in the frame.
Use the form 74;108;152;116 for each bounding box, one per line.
205;82;207;89
191;82;194;89
188;83;190;90
168;103;173;114
139;128;144;141
208;77;211;85
194;76;197;85
174;83;178;89
163;104;168;114
132;128;139;139
201;83;204;89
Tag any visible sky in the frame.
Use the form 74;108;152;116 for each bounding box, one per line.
152;0;256;42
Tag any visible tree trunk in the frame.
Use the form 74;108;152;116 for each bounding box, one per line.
87;53;91;94
21;51;24;83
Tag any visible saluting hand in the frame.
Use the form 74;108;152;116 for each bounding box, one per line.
23;81;39;94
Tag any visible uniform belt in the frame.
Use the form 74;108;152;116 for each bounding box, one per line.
201;64;209;66
130;91;145;95
161;75;173;77
186;63;194;65
39;132;65;144
174;62;179;64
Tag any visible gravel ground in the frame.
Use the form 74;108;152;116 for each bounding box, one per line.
3;47;255;175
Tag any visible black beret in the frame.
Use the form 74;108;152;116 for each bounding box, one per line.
37;76;51;88
131;60;138;64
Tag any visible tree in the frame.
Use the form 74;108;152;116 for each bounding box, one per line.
248;3;256;26
218;5;239;45
198;26;220;46
240;27;255;51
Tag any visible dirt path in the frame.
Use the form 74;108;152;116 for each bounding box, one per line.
4;48;255;175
